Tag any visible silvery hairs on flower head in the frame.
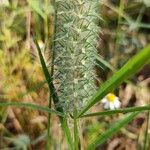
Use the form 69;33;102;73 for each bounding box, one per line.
53;0;100;114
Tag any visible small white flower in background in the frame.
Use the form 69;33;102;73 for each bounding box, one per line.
101;93;121;110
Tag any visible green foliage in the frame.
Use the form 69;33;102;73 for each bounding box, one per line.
81;105;150;118
0;102;64;117
86;112;139;150
33;37;73;150
27;0;54;19
78;44;150;117
0;0;150;149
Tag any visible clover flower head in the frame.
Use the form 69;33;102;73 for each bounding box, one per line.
101;93;121;110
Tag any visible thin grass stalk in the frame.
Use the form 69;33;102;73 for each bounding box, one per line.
102;1;132;24
86;112;140;150
143;89;150;150
43;0;52;149
80;105;150;118
33;37;73;150
46;96;52;150
74;108;79;150
0;102;64;116
44;0;50;45
143;111;150;150
114;0;124;68
50;0;56;76
46;0;57;149
134;6;145;32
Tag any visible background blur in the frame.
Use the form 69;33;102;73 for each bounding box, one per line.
0;0;150;149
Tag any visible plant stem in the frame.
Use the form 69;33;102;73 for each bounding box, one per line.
44;0;52;149
46;95;52;150
74;109;79;150
114;0;124;69
143;111;150;150
50;0;57;76
44;0;49;45
34;34;74;150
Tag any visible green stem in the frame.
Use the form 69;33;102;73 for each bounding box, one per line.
74;109;79;150
46;95;52;150
0;102;64;116
34;35;73;150
50;0;57;76
114;0;124;69
143;111;150;150
44;0;49;45
44;0;52;149
80;105;150;118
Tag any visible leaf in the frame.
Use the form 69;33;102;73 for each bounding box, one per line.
80;105;150;118
0;102;64;117
95;54;115;71
27;0;45;18
78;44;150;117
33;36;73;150
86;112;139;150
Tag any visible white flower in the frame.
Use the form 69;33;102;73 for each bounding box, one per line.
101;93;121;110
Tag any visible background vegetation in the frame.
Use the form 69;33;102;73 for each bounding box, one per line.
0;0;150;149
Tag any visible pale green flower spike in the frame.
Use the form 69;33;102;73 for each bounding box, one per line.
53;0;100;113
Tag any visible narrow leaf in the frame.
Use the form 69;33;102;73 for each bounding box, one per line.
0;102;64;117
27;0;45;18
33;37;73;150
86;112;139;150
78;45;150;117
80;105;150;118
95;55;115;71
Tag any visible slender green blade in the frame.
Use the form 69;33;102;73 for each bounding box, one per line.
80;105;150;118
0;102;64;117
78;45;150;117
143;111;150;150
27;0;45;18
33;37;73;150
95;55;115;71
86;112;139;150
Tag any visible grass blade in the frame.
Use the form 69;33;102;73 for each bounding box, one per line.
143;111;150;150
78;44;150;117
95;55;115;71
86;112;139;150
33;37;73;150
27;0;45;18
80;105;150;118
0;102;64;117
